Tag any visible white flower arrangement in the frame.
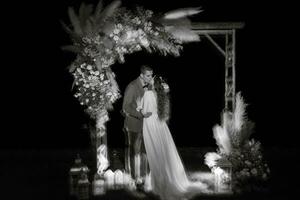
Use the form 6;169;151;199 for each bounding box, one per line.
204;92;270;193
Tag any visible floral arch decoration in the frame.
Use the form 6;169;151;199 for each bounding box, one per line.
62;0;202;175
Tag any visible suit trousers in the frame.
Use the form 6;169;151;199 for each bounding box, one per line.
124;130;149;180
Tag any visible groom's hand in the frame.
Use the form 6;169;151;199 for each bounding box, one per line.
143;112;152;118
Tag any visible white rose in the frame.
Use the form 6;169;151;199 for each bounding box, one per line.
113;28;120;35
262;173;267;180
87;65;92;70
132;31;138;38
113;35;119;41
251;168;257;175
126;31;133;40
140;38;149;47
245;160;251;166
138;29;144;35
162;83;169;90
117;23;123;29
136;45;142;50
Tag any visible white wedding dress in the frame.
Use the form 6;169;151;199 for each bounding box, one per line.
140;90;208;200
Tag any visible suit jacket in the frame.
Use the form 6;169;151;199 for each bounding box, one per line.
122;78;145;133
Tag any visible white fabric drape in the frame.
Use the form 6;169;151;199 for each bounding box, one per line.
141;91;208;200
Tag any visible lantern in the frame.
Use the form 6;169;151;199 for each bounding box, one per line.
214;159;232;193
69;154;89;196
114;169;124;189
77;170;90;200
123;172;133;188
144;172;152;192
92;173;106;196
104;169;115;190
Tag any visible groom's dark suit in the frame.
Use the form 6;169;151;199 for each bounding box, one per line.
122;77;148;180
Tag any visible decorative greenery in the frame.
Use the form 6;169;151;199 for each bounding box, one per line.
62;0;201;119
205;92;270;193
224;139;270;193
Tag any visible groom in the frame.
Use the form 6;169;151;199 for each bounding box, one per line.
122;65;153;189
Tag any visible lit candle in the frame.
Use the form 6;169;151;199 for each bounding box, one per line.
92;174;106;195
104;170;115;190
214;167;223;193
114;170;124;189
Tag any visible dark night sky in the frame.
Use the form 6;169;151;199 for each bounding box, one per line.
1;0;298;149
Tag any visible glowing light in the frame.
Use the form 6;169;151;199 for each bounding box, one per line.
97;145;109;175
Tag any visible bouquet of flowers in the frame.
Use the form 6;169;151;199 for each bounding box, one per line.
72;62;120;118
204;92;270;193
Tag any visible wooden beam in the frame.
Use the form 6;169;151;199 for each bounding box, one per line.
192;22;245;30
204;34;225;56
193;30;233;35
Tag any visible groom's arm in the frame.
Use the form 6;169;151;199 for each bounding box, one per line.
122;84;143;119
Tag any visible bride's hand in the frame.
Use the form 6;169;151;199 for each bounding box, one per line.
142;112;152;118
140;109;152;118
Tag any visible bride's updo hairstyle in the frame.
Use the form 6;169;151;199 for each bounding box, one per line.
154;76;171;121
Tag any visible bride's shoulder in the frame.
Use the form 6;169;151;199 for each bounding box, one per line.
144;90;155;97
145;90;155;94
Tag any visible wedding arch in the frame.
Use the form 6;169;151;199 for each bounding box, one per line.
62;0;267;189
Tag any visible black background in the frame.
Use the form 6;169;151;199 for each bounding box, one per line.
1;0;298;150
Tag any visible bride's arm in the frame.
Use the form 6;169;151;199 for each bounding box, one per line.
137;95;146;115
139;93;152;118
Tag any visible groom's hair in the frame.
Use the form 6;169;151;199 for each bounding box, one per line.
140;65;153;74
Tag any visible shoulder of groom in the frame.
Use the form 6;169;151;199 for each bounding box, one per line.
125;79;139;91
133;78;142;87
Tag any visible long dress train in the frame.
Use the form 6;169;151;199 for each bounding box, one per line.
141;91;208;200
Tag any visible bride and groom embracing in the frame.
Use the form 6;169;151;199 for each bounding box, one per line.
122;65;209;200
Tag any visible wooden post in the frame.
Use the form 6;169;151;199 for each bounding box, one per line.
225;30;236;112
191;22;243;112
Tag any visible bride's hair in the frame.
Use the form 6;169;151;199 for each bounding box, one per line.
154;76;171;121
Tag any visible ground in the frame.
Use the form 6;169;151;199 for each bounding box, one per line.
1;146;298;200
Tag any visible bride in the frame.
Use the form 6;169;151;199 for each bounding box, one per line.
137;76;209;200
